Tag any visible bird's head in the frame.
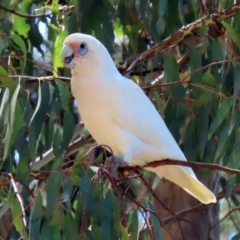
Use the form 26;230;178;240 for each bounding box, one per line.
61;33;117;76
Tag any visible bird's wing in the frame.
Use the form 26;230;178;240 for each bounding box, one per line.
110;75;187;162
109;76;217;204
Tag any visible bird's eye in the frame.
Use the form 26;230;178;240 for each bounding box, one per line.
78;42;88;56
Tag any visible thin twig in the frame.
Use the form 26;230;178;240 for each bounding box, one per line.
0;5;53;18
99;166;160;240
161;184;240;226
8;75;71;83
31;135;94;170
138;171;188;239
0;5;75;19
144;159;240;176
1;172;27;228
208;205;240;236
118;3;240;73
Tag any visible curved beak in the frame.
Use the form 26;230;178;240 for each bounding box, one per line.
61;45;74;65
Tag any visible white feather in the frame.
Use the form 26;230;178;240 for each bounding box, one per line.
62;33;216;204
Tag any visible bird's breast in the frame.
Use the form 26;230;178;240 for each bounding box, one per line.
71;76;122;155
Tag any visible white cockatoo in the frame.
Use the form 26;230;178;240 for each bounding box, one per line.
61;33;216;204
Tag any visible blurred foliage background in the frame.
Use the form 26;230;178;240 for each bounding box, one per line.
1;0;240;239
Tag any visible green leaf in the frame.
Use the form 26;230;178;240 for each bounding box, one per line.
8;192;25;235
148;203;163;240
112;194;121;237
91;222;104;240
156;17;165;36
191;83;220;98
165;0;178;36
151;90;161;110
208;39;224;62
67;9;78;34
194;87;213;105
51;0;59;13
168;104;187;142
80;0;95;15
41;219;61;239
56;79;70;111
15;151;29;181
30;192;43;221
197;106;209;159
69;175;81;186
163;53;179;82
184;118;199;161
80;174;95;216
0;34;8;54
53;128;62;158
208;98;233;139
119;225;129;240
202;70;217;88
63;213;79;239
4;82;22;159
158;0;168;16
75;193;84;228
125;23;146;34
58;176;73;210
128;210;139;240
189;47;203;83
28;82;51;158
46;172;62;218
229;149;240;169
102;0;115;12
53;30;68;74
0;66;17;90
231;66;240;133
29;81;42;126
225;182;233;200
114;18;123;35
10;34;27;68
214;120;231;162
222;21;240;50
12;3;30;37
29;192;42;240
100;191;112;240
51;207;65;229
47;93;62;145
61;111;74;154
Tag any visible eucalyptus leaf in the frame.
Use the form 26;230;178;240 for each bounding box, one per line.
53;30;68;74
148;203;163;240
208;98;233;139
8;192;25;235
10;34;27;68
4;82;21;159
222;21;240;50
0;66;17;90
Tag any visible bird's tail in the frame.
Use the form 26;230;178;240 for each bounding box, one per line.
147;165;216;204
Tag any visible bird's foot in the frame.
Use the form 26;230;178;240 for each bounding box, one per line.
105;155;125;177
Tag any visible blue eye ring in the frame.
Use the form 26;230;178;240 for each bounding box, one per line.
78;42;88;56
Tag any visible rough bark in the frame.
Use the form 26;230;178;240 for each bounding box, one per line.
153;173;219;240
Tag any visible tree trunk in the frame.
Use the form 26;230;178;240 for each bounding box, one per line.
153;173;219;240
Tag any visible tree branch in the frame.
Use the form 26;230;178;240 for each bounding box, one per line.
144;159;240;176
31;135;94;170
8;75;71;83
118;2;240;73
161;184;240;226
0;5;74;19
0;5;52;18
